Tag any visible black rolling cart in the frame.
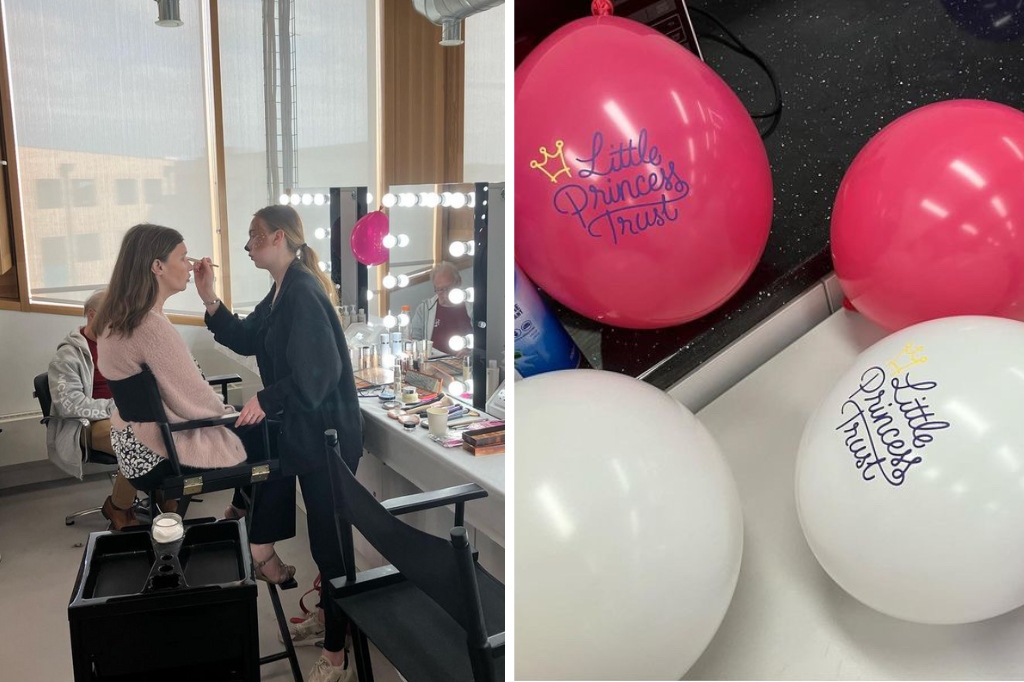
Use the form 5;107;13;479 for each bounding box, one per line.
68;519;259;682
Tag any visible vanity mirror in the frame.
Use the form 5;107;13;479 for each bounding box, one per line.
329;182;503;410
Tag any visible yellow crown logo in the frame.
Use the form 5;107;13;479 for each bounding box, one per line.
530;140;572;184
887;344;927;375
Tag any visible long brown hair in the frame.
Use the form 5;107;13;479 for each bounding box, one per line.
93;223;183;338
252;205;338;305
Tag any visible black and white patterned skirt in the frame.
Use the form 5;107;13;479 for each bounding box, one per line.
110;425;163;479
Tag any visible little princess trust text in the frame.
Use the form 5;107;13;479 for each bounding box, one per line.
552;129;690;246
836;366;951;486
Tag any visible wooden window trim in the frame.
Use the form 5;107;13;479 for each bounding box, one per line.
0;2;229;322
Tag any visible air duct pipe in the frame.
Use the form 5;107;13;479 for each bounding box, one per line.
412;0;503;46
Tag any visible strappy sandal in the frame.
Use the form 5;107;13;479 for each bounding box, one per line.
254;552;297;585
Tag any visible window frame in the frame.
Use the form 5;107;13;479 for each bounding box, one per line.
0;0;232;325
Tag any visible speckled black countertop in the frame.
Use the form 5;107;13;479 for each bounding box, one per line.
527;0;1024;390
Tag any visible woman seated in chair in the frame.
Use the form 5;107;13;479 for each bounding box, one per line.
93;223;295;584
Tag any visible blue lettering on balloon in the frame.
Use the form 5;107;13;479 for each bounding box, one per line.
552;129;690;246
835;367;951;486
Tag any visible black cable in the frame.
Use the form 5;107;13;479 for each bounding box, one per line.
689;5;783;139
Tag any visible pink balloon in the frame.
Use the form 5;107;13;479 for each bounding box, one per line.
350;211;389;266
832;100;1024;331
515;16;773;330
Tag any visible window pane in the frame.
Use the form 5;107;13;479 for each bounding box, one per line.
464;6;505;183
220;0;377;312
6;0;214;312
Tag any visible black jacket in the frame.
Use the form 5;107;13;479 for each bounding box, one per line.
206;263;362;475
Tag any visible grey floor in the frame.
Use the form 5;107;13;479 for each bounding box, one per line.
0;474;401;681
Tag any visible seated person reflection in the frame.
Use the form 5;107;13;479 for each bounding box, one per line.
47;290;141;530
409;261;473;355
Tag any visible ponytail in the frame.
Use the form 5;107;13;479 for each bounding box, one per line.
297;243;339;306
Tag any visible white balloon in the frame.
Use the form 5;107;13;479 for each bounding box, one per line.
516;370;743;680
796;315;1024;624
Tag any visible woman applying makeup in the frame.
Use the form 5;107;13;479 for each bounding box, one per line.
194;205;362;682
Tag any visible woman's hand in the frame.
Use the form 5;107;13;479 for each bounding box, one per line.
193;256;217;303
234;395;266;428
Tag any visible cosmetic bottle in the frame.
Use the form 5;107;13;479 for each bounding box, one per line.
513;263;581;377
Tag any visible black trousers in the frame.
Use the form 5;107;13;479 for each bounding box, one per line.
243;461;355;652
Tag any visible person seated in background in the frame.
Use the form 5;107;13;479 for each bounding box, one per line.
47;290;141;530
409;260;473;356
94;223;294;584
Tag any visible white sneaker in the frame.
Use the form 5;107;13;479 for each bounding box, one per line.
278;610;325;647
307;654;354;682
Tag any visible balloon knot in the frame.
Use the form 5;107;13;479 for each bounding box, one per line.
591;0;614;17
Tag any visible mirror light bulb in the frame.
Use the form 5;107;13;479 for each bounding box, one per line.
382;193;398;208
450;192;467;209
314;193;326;205
396;274;410;288
440;192;453;207
449;241;467;258
302;193;313;205
465;287;474;303
397;234;410;248
382;234;398;249
448;287;466;305
366;192;374;204
279;193;290;205
467;241;476;256
383;274;398;289
465;379;474;394
290;194;301;206
398;193;417;208
318;261;328;272
424;192;441;208
383;313;397;328
314;227;327;240
366;289;374;300
449;335;466;352
468;192;476;208
448;380;465;395
465;333;474;349
397;313;410;327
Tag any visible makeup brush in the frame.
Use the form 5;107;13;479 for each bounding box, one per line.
186;257;219;268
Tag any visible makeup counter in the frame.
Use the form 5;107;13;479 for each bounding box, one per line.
215;334;506;583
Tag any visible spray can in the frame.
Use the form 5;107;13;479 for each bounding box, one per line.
513;263;581;377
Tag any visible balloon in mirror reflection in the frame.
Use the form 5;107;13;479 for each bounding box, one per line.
515;16;773;329
350;210;390;266
941;0;1024;41
796;316;1024;624
832;99;1024;331
516;369;743;679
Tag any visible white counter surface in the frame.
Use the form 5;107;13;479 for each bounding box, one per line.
686;309;1024;680
359;399;505;548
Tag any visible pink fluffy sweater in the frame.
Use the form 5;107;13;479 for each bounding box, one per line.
97;309;246;469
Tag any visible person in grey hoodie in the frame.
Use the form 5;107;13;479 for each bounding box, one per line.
47;290;139;529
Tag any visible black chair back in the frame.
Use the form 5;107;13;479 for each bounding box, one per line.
33;373;52;422
324;430;490;645
106;366;169;424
